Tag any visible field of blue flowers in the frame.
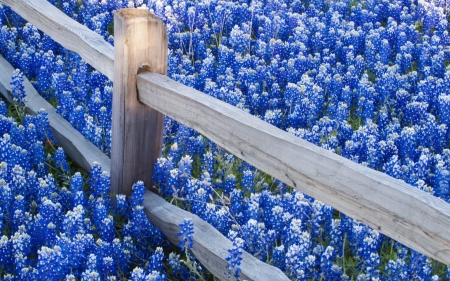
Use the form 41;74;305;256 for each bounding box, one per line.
1;0;450;280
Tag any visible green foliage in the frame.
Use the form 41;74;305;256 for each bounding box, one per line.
415;21;424;33
445;58;450;68
347;115;363;131
349;0;359;9
7;101;23;122
108;20;114;37
366;69;377;84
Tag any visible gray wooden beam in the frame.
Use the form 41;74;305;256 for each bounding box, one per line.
111;9;166;197
137;72;450;265
0;0;114;80
0;54;110;172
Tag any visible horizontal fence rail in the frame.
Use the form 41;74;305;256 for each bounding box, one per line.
0;1;291;279
0;55;110;171
2;0;450;271
0;0;114;81
137;72;450;265
143;191;290;281
0;52;287;280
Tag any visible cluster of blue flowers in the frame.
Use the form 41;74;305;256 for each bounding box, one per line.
0;96;214;279
149;0;450;278
2;0;450;279
0;7;113;154
153;139;450;279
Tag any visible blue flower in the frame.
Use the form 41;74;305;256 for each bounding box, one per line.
178;218;194;250
10;69;26;108
226;237;243;280
53;147;69;173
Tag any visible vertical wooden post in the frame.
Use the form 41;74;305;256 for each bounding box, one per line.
111;9;167;196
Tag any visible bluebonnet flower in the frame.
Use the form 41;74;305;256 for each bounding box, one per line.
384;257;408;280
434;167;450;201
438;94;450;126
115;194;129;217
148;247;165;273
226;237;243;280
36;245;66;279
201;151;214;176
168;251;189;278
10;69;26;109
81;253;101;281
141;270;166;281
130;267;146;281
35;51;54;95
127;204;163;247
241;218;265;255
82;116;102;151
53;147;69;173
35;109;55;143
57;91;76;120
11;195;26;232
10;123;27;148
241;169;254;192
383;155;404;180
69;172;85;205
229;24;251;54
243;193;260;221
25;122;38;148
224;174;237;195
210;205;229;234
178;218;194;250
319;246;336;279
153;157;174;197
11;225;32;271
190;180;212;214
0;235;13;272
0;99;7;117
415;149;432;182
88;162;110;200
129;181;146;209
399;126;417;161
229;188;245;225
271;245;286;271
61;205;86;239
99;215;115;243
285;234;312;280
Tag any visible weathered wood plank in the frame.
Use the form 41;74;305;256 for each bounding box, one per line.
0;52;285;280
0;4;290;277
0;54;110;172
143;190;290;281
0;0;114;80
137;72;450;265
111;9;166;196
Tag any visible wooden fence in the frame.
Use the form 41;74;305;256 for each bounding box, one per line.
1;0;450;278
0;52;289;281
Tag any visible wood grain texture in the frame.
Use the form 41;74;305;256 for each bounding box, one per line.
0;0;114;80
0;55;110;172
0;5;290;277
143;190;290;281
5;0;450;269
137;72;450;265
111;9;166;197
0;51;285;280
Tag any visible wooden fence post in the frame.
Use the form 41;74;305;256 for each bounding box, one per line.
111;9;167;196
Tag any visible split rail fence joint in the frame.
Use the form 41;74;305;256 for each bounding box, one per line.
2;0;450;272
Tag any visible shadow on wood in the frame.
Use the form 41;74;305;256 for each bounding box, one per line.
111;9;166;197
